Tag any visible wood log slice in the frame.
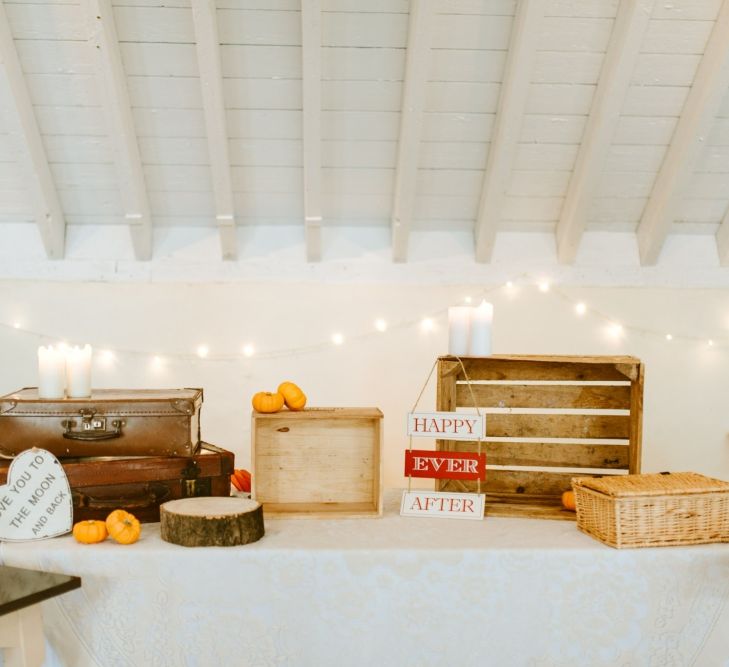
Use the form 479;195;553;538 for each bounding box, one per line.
160;497;264;547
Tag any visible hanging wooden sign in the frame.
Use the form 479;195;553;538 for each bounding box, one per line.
400;491;485;521
404;449;486;480
0;448;73;542
406;412;485;441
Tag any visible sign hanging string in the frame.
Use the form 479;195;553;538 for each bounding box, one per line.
407;356;485;495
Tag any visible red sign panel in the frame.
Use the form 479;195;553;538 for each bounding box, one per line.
404;450;486;481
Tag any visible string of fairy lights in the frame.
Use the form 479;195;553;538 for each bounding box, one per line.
0;275;722;365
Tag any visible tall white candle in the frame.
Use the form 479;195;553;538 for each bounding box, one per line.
66;345;92;398
37;345;66;399
448;306;471;355
468;300;493;356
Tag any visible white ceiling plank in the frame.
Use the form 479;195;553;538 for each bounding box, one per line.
301;0;322;262
85;0;153;260
556;0;653;263
638;0;729;265
0;2;65;258
192;0;238;261
474;0;543;262
390;0;436;263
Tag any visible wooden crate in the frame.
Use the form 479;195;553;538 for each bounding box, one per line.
251;407;383;518
435;355;644;520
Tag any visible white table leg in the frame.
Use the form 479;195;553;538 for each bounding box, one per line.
0;606;46;667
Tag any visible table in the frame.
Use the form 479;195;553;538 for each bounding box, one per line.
1;492;729;667
0;566;80;667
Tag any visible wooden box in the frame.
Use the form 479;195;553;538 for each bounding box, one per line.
251;408;383;518
435;355;644;520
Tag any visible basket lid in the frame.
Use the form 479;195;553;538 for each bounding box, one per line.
573;472;729;497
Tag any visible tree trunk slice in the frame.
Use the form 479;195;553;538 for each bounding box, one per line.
160;497;264;547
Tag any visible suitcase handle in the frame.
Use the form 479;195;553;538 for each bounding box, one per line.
63;417;124;441
73;483;170;510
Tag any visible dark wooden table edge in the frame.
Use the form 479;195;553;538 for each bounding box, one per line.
0;572;81;617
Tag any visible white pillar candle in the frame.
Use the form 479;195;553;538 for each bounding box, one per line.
66;345;93;398
468;300;493;356
448;306;471;356
37;345;66;399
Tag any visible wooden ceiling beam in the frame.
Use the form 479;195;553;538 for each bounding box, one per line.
556;0;653;264
301;0;322;262
0;2;65;259
192;0;237;261
390;0;435;263
637;0;729;265
86;0;153;260
474;0;543;263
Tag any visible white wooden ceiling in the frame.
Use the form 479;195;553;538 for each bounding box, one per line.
1;0;729;264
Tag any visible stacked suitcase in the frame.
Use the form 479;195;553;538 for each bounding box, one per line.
0;388;234;523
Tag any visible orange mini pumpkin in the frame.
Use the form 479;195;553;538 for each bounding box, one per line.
277;382;307;411
562;490;576;512
106;509;142;545
231;468;252;493
251;391;285;413
72;520;108;544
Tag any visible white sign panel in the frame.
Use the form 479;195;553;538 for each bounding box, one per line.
407;412;485;441
400;491;485;521
0;449;73;542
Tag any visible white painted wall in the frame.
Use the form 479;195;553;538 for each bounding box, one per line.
1;257;728;487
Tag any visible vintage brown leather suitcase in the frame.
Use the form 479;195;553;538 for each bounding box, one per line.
0;443;234;524
0;388;203;458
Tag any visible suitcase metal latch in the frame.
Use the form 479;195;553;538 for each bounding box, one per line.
62;409;124;441
181;461;211;497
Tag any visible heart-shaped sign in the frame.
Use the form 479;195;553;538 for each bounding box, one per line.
0;449;73;542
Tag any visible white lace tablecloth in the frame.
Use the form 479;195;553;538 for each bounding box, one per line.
1;492;729;667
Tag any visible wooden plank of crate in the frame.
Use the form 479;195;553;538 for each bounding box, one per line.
252;407;382;420
485;502;575;521
373;412;384;515
455;383;631;410
451;357;637;382
456;440;629;469
446;469;605;496
259;502;379;519
485;414;630;439
629;362;645;473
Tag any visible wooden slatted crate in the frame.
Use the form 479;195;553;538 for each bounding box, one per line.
251;408;383;518
435;355;644;520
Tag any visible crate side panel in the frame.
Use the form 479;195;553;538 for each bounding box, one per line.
253;417;377;504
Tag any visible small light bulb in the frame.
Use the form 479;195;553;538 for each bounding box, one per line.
575;302;586;316
538;281;550;293
505;281;514;289
421;318;434;332
708;339;714;347
609;323;623;338
332;333;344;345
464;296;472;304
242;344;255;357
99;349;115;366
12;321;21;329
196;345;209;358
374;318;387;332
152;355;164;369
665;334;673;341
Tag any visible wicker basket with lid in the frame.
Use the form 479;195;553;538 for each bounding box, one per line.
573;472;729;548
